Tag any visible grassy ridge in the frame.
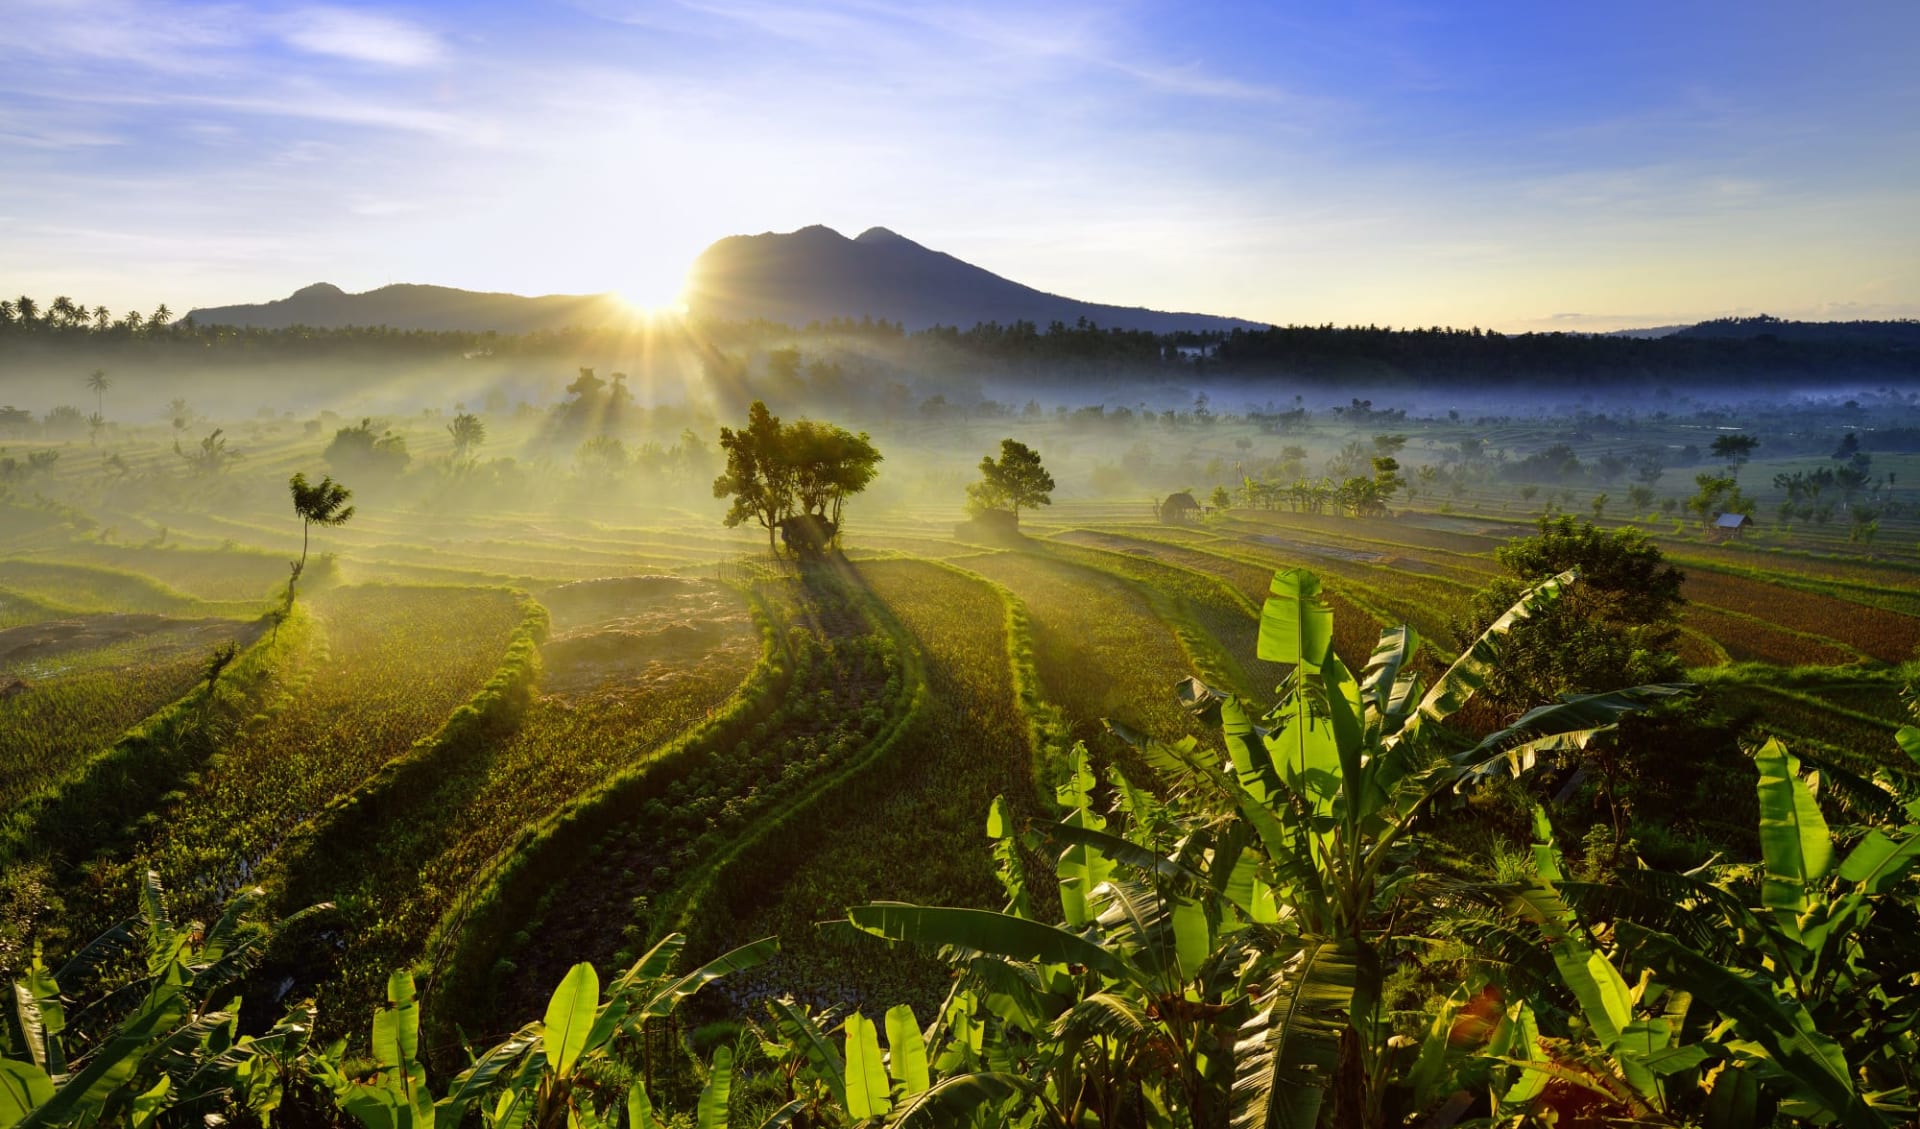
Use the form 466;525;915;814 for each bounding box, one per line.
477;567;918;1018
0;606;300;970
129;585;526;920
423;588;790;1047
271;593;550;896
669;559;1060;1017
1;623;263;812
959;548;1204;777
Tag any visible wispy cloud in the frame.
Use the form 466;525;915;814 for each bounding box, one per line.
278;6;445;66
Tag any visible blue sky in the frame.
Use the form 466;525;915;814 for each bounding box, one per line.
2;0;1916;330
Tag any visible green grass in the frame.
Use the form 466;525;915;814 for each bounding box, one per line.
435;567;917;1032
0;586;71;628
128;585;526;918
37;542;293;603
0;559;215;616
702;559;1037;1017
277;583;761;1024
1;622;262;812
958;548;1203;769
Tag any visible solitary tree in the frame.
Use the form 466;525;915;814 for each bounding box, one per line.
1455;515;1685;716
325;418;410;477
783;418;882;536
1710;433;1759;475
85;369;111;417
446;412;487;463
713;401;881;555
288;472;354;602
966;438;1056;527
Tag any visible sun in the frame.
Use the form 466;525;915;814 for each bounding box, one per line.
613;270;690;320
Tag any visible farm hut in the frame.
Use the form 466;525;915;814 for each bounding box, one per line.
1159;491;1202;524
778;513;838;554
1712;512;1753;538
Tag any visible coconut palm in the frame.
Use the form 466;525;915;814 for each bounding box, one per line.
85;369;111;417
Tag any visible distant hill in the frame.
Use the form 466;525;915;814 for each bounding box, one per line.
186;282;627;333
1603;325;1689;339
682;225;1264;333
184;227;1265;335
1670;315;1920;348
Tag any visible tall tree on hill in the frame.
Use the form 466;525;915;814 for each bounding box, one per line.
967;438;1056;527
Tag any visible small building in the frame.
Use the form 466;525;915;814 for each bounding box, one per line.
1712;512;1754;537
1159;491;1202;524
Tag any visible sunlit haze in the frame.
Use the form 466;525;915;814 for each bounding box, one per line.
2;1;1918;330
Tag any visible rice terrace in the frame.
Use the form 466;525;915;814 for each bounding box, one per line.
5;5;1920;1128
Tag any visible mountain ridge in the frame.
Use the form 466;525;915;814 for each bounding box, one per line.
184;225;1267;334
683;224;1264;333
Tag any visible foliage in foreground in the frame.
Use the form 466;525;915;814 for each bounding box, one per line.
7;567;1919;1128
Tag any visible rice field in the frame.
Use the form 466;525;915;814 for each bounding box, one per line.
131;584;526;916
0;615;263;811
8;411;1920;1053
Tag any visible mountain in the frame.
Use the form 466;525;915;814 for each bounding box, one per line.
683;225;1264;333
184;226;1263;334
185;282;626;333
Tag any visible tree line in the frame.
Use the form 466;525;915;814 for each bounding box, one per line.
10;290;1920;388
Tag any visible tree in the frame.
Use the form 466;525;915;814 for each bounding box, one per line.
288;472;353;603
1687;471;1753;528
714;400;793;552
176;428;239;475
325;418;410;477
446;412;486;462
712;402;879;554
781;418;882;540
1833;431;1861;460
966;438;1056;526
85;369;110;417
1455;515;1686;715
1370;454;1403;508
1710;433;1759;475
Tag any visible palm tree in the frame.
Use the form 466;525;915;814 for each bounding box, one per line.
86;369;111;417
13;296;37;326
49;295;78;329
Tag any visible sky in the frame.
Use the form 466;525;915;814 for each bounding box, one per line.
2;0;1917;332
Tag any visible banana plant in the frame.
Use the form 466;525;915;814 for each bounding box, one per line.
317;932;777;1129
1;873;328;1129
1126;567;1686;1129
842;739;1272;1127
1511;734;1920;1128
